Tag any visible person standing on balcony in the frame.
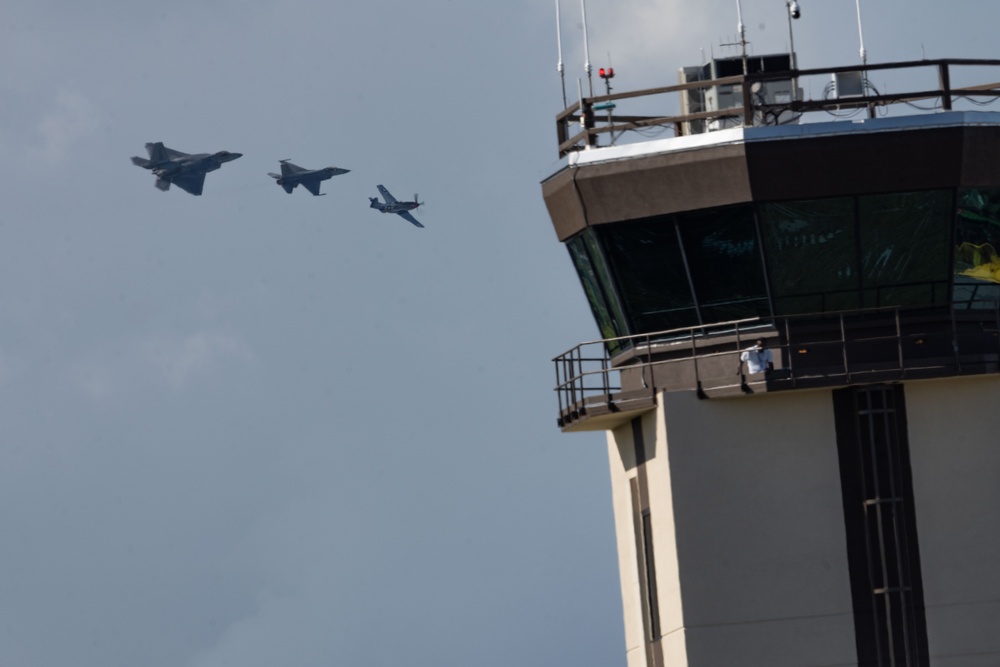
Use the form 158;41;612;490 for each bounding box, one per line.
741;338;774;374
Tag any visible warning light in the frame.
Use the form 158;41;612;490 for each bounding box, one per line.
599;67;614;79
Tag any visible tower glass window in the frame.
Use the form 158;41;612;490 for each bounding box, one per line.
567;231;628;353
676;204;771;323
599;217;700;333
954;187;1000;308
859;190;951;307
564;188;975;341
759;197;860;314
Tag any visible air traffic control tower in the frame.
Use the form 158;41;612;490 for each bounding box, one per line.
543;55;1000;666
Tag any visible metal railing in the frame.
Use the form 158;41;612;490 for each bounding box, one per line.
556;58;1000;157
553;302;1000;425
553;317;771;421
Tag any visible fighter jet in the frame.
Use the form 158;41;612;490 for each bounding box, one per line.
369;185;424;228
268;160;350;196
130;142;242;195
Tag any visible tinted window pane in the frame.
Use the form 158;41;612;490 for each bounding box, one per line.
760;198;860;314
955;188;1000;308
582;229;630;339
859;190;951;307
678;205;770;324
599;218;699;332
567;234;625;351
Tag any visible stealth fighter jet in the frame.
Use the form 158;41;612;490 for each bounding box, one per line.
369;185;424;228
131;142;242;195
268;160;350;196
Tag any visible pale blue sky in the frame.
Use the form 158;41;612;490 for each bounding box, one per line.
1;1;998;666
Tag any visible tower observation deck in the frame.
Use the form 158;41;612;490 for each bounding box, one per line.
542;57;1000;666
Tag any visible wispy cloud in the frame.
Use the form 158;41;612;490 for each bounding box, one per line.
556;1;711;69
70;330;254;400
144;330;254;390
30;89;100;164
71;359;114;401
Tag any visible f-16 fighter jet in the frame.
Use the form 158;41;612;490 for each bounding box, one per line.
369;185;424;228
268;160;350;196
130;142;242;195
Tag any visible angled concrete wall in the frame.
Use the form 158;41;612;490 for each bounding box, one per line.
607;389;859;667
906;375;1000;666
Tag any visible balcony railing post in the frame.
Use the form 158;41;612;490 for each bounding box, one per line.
951;307;962;373
554;359;564;419
841;312;851;383
995;300;1000;362
939;62;953;111
785;318;796;388
742;76;754;127
602;354;611;400
561;355;570;413
571;349;581;409
582;100;597;149
642;332;653;390
735;321;749;391
691;332;701;395
896;307;905;377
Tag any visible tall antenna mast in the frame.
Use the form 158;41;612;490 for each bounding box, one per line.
581;0;594;97
735;0;749;74
855;0;867;65
556;0;568;108
785;1;801;101
855;0;872;117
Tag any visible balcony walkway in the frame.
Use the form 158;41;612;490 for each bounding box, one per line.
554;304;1000;432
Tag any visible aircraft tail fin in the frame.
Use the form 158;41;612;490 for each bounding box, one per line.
155;178;171;192
131;156;151;168
146;142;168;163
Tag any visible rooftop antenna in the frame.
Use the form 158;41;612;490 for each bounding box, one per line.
855;0;867;66
785;1;801;101
855;0;872;117
735;0;749;74
785;1;800;67
598;54;616;144
577;77;594;150
556;0;568;108
581;0;594;97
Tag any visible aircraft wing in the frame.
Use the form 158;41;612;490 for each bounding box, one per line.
376;185;398;205
163;146;190;160
280;161;305;178
396;210;425;228
300;177;324;196
144;142;177;164
171;171;207;196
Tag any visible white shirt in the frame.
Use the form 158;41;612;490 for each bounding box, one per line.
741;346;773;374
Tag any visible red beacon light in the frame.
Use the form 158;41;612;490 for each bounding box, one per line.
599;67;615;79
